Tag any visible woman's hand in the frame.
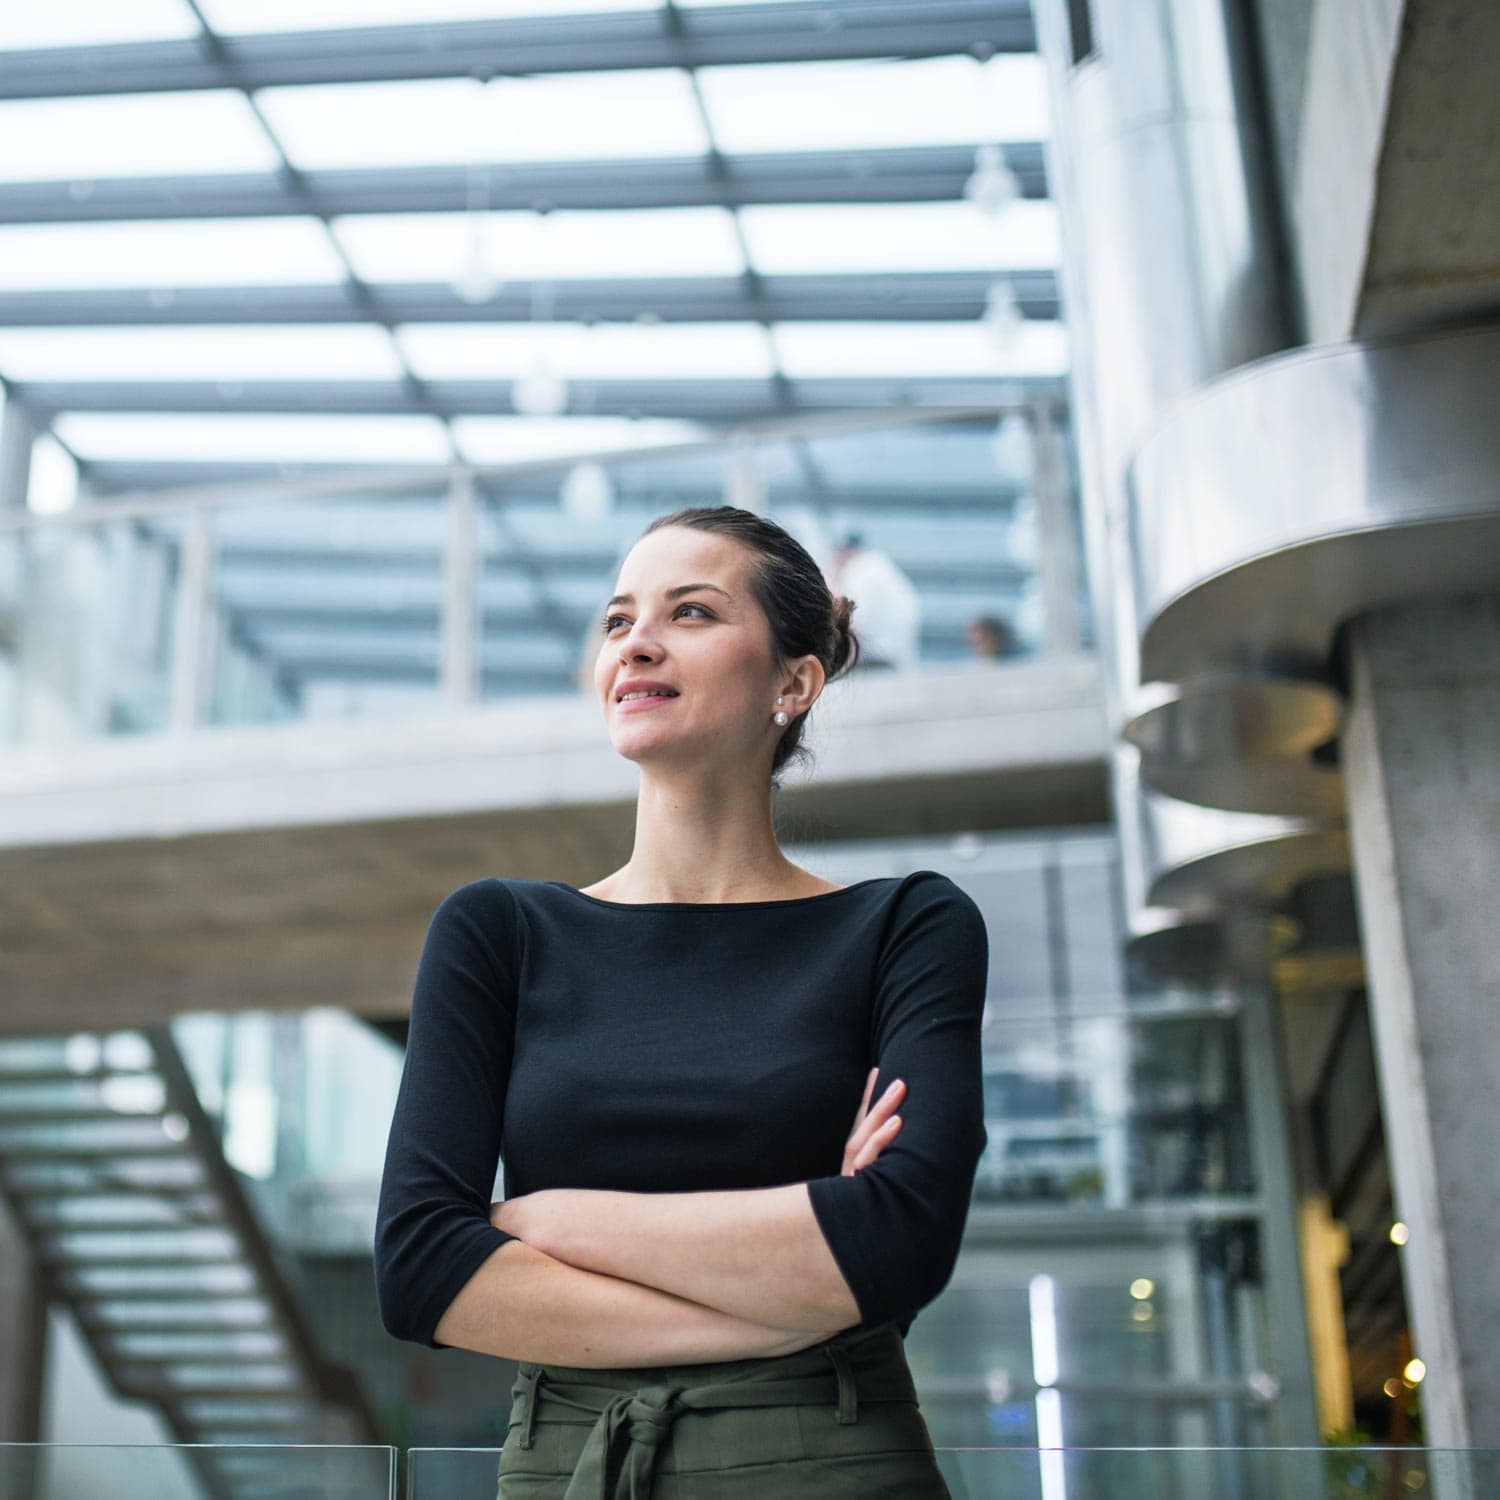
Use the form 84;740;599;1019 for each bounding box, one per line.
490;1189;560;1250
842;1067;905;1176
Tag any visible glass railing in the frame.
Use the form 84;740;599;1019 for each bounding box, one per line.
0;405;1087;748
410;1445;1492;1499
6;1443;1489;1499
0;1443;396;1499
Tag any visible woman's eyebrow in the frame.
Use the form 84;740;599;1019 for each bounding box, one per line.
606;582;733;609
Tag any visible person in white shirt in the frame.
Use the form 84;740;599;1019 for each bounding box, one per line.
826;532;922;670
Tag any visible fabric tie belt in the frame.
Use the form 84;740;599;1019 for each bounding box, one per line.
508;1330;915;1500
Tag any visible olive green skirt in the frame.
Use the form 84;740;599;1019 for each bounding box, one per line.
495;1321;951;1499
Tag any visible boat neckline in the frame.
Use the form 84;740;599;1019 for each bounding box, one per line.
543;876;891;911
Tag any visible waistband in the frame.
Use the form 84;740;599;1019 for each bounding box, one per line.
508;1323;914;1500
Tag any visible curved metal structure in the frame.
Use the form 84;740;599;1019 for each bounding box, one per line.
1121;674;1344;817
1131;323;1500;686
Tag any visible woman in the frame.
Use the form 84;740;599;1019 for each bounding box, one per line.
373;505;990;1497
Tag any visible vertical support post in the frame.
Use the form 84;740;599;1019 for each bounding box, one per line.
169;505;215;735
442;470;478;707
1029;400;1084;655
0;402;38;516
1226;912;1321;1449
1342;594;1500;1469
0;1190;46;1445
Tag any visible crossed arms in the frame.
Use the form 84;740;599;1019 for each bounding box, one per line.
432;1071;908;1368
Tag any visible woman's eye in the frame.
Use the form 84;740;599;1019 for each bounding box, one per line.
602;603;711;633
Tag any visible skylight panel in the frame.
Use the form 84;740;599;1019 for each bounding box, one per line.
771;321;1069;379
0;92;277;182
54;415;452;464
331;208;745;282
397;323;775;380
0;327;403;383
699;55;1050;153
198;0;659;31
262;72;708;171
0;0;200;49
0;219;347;290
453;416;707;466
741;202;1060;275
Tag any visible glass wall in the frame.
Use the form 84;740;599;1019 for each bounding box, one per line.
0;408;1089;744
0;826;1302;1454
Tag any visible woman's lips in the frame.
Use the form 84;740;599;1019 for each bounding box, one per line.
616;694;679;712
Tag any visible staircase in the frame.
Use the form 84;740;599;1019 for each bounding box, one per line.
0;1023;379;1499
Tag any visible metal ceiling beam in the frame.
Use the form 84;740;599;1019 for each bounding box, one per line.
27;373;1067;419
208;564;1031;625
0;145;1047;226
0;2;1034;100
0;272;1059;327
82;462;1032;504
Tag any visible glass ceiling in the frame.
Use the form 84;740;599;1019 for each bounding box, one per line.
0;0;1077;697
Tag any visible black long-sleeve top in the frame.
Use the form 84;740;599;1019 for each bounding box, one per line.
373;870;989;1349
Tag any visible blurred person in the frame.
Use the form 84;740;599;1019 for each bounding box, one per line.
375;504;988;1497
965;613;1021;660
826;530;921;670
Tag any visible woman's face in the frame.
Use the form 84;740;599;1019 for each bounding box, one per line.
594;526;786;773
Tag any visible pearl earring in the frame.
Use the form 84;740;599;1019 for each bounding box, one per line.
773;694;788;727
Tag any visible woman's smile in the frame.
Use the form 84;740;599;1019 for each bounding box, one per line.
616;692;680;713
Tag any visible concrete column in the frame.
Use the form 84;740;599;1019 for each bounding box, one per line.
1224;913;1321;1448
441;471;478;707
0;1191;46;1443
0;401;36;515
1342;593;1500;1449
1029;401;1084;655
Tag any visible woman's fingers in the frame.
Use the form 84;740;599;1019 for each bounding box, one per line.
848;1076;905;1149
842;1076;906;1175
849;1114;903;1172
852;1067;878;1128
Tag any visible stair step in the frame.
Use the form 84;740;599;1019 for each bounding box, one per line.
5;1179;210;1198
179;1399;334;1423
26;1211;226;1232
59;1283;259;1301
121;1383;308;1402
100;1331;289;1359
0;1068;156;1086
82;1315;274;1336
0;1107;169;1126
4;1143;190;1161
42;1252;248;1269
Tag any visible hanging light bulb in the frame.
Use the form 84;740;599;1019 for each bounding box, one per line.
451;154;501;304
964;144;1021;216
982;278;1023;351
452;216;500;305
513;357;569;417
990;408;1031;473
560;460;614;522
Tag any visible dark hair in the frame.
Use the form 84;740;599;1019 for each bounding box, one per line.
635;504;860;788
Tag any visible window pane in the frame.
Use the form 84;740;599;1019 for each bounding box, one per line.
0;91;277;181
700;55;1050;154
0;327;403;382
55;415;451;464
263;72;708;170
0;219;347;290
199;0;660;30
0;0;199;49
741;201;1059;275
397;322;775;380
333;208;745;282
